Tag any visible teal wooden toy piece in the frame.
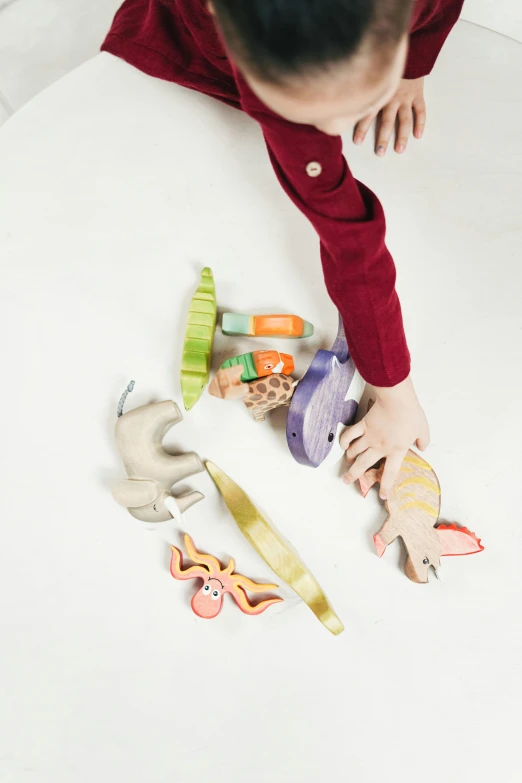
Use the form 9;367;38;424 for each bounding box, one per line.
181;268;217;410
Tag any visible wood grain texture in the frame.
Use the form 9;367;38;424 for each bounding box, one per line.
208;365;247;399
286;315;361;467
112;401;204;523
360;451;484;583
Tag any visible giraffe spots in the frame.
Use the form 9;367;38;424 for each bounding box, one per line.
282;382;290;391
257;383;267;394
269;377;281;388
249;394;262;401
280;394;287;401
267;391;277;400
245;401;254;408
248;385;254;394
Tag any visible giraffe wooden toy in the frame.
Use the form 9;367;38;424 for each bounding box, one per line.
244;374;297;421
208;366;297;422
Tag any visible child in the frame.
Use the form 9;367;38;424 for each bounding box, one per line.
102;0;463;496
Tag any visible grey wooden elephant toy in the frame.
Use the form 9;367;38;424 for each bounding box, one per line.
112;399;204;522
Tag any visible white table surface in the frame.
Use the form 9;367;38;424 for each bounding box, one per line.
1;22;521;783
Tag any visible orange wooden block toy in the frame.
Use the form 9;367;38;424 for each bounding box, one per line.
222;312;314;338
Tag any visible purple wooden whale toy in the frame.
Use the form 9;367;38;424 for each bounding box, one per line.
286;316;362;467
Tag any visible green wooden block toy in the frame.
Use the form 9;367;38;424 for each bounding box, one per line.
220;350;295;382
181;268;217;410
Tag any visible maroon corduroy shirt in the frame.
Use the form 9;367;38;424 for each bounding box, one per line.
102;0;464;386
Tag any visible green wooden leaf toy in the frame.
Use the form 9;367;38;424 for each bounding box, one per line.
181;268;217;410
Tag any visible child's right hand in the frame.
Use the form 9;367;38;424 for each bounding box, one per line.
340;376;430;500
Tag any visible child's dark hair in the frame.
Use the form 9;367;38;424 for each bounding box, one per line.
212;0;413;84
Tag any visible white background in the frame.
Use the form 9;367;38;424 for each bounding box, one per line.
1;13;522;783
463;0;522;40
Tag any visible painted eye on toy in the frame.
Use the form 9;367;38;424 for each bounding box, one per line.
203;584;211;594
264;363;274;370
423;557;429;565
328;432;334;443
211;589;221;601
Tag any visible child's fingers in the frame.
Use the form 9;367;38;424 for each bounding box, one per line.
343;448;382;484
345;436;370;462
395;105;413;154
375;105;398;157
413;99;427;139
339;420;365;450
380;453;404;499
353;113;376;145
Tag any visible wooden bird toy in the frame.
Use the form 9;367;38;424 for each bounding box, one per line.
220;350;294;382
287;316;363;467
170;534;283;618
206;461;344;635
209;365;297;422
222;313;314;339
181;267;217;410
360;451;484;583
112;399;204;523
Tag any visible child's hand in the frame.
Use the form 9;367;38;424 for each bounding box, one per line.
340;376;430;500
353;77;426;157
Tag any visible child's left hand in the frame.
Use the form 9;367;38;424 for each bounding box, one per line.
353;77;426;157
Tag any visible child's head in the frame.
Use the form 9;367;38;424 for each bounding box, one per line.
211;0;412;135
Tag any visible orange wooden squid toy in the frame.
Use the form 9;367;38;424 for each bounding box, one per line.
170;535;283;619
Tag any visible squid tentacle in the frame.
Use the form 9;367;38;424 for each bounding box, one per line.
230;584;283;616
230;572;279;594
183;534;222;573
170;546;209;581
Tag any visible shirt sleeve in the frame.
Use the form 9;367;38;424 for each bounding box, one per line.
236;77;410;387
404;0;464;79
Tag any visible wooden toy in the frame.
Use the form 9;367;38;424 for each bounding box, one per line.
222;313;314;339
287;316;363;467
112;399;204;523
208;365;247;400
244;374;297;422
220;350;294;382
181;267;217;410
360;450;484;583
170;534;283;619
206;461;344;635
209;366;297;422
